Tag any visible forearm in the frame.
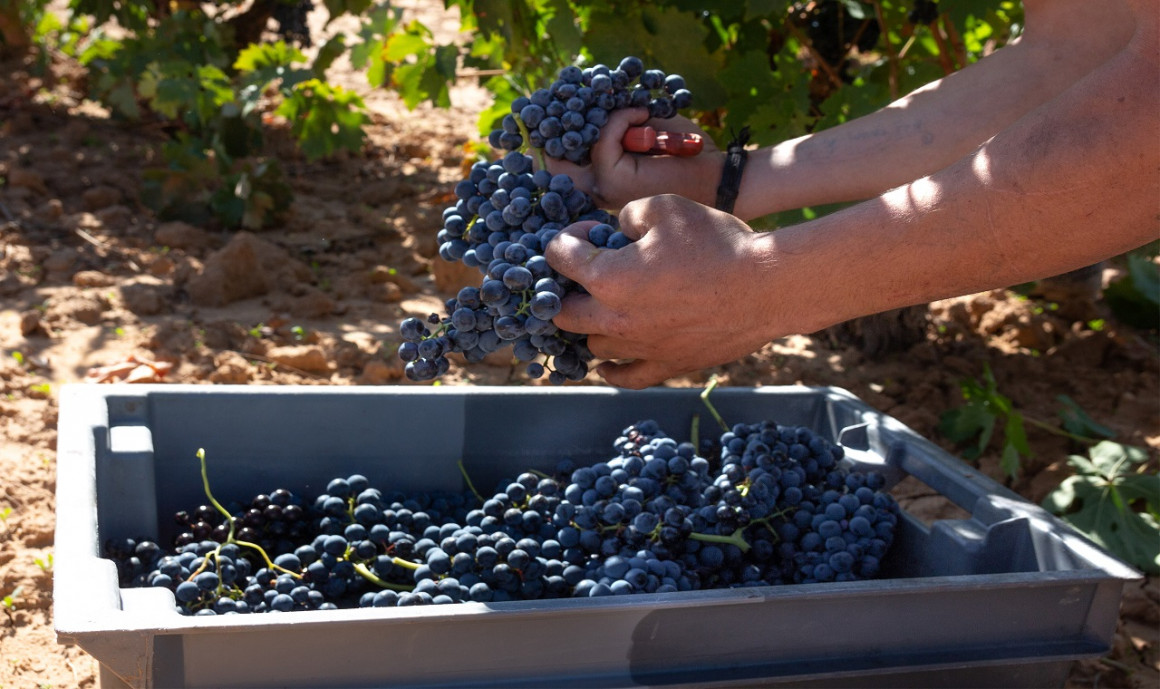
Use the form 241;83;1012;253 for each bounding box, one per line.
752;27;1159;336
732;0;1138;222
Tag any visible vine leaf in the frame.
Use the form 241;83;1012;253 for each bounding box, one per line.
1056;394;1116;440
1043;441;1160;575
938;363;1031;478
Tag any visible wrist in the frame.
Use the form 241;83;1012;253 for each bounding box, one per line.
686;149;726;208
714;127;751;215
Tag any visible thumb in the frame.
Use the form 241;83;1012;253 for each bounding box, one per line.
543;220;603;286
590;107;650;166
596;359;683;390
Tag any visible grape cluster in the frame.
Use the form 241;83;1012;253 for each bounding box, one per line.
396;57;695;383
795;1;881;81
173;488;307;556
399;151;625;384
107;419;902;614
489;56;692;166
907;0;940;25
272;0;314;48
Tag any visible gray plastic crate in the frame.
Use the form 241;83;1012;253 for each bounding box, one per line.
53;384;1139;689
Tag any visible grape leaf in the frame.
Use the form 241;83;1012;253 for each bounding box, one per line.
938;397;996;460
586;6;727;108
277;79;369;160
1044;441;1160;574
1056;394;1117;441
938;363;1030;478
1104;252;1160;330
540;0;582;64
234;41;306;72
744;0;792;20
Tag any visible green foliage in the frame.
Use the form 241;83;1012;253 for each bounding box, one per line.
48;3;375;228
379;20;458;109
1103;250;1160;331
938;363;1030;479
435;0;1022;151
277;79;370;159
1043;442;1160;574
1056;394;1116;441
940;368;1129;482
7;0;1022;230
1;585;21;609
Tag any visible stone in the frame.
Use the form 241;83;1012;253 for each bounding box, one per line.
7;168;47;195
266;344;330;374
19;310;44;337
73;270;115;288
186;232;312;307
51;293;107;326
120;276;172;316
82;185;123;211
154;221;211;251
43;247;79;275
358;357;400;384
290;291;336;319
208;351;254;384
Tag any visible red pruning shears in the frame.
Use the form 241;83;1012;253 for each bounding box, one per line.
622;126;704;156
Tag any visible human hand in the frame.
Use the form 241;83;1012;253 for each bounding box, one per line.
545;108;723;211
544;194;780;389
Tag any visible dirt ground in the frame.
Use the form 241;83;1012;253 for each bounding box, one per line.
0;5;1157;687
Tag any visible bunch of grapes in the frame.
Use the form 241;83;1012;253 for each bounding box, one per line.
272;0;314;48
794;0;881;81
399;150;626;384
489;56;692;166
706;421;899;585
908;0;940;25
106;420;901;613
397;56;694;384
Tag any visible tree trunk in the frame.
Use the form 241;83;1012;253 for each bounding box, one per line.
823;305;930;358
0;4;30;56
226;0;280;50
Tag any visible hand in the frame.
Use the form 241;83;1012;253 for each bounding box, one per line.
545;108;723;211
544;194;780;389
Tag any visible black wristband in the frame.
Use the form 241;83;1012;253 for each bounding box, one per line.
715;126;750;214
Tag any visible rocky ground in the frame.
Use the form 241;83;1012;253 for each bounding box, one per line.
0;10;1157;687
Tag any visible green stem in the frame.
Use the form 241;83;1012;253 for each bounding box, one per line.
690;413;700;453
458;460;485;504
196;448;301;579
689;527;751;553
1023;415;1100;445
197;448;235;544
700;375;729;433
235;539;301;579
386;554;421;571
353;563;415;592
512;113;546;171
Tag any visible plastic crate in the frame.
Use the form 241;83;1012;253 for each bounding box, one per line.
53;384;1140;689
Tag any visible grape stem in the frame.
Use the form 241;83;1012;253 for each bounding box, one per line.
197;448;236;544
689;527;751;553
512;113;546;171
353;563;416;592
458;460;485;504
194;448;302;579
236;539;301;578
700;375;730;433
